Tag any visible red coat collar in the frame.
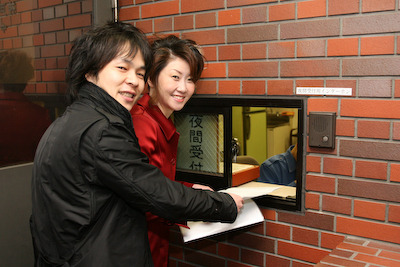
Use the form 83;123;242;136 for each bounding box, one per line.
136;94;178;141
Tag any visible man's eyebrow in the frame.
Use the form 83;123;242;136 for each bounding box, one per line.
121;58;146;70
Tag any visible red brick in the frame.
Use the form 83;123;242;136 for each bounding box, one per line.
355;160;387;180
390;163;400;183
261;208;276;221
267;79;294;95
306;174;336;194
68;2;81;15
242;6;267;24
181;0;224;13
388;204;400;223
296;80;324;88
242;80;265;95
308;98;338;114
21;11;32;24
202;62;226;78
142;0;179;18
322;195;352;215
227;24;278;43
321;232;345;250
292;227;319;246
297;39;325;58
154;17;172;33
241;248;264;266
323;157;353;176
281;59;340;77
45;58;57;69
40;18;63;33
219;80;240;95
278;240;330;264
327;38;358;56
278;211;335;231
228;62;278;78
265;254;291;267
336;118;355;137
269;41;295;59
174;15;193;31
355;253;400;266
395;79;400;98
319;255;364;267
362;0;396;13
218;243;239;260
361;36;395;56
354;199;386;221
341;99;400;119
119;6;140;21
338;177;400;202
135;20;152;34
338;217;400;244
219;45;240;61
306;155;321;173
266;221;291;240
41;44;65;57
242;43;266;60
297;0;326;19
305;192;320;210
202;46;217;61
195;80;217;95
18;23;36;36
44;33;56;45
379;250;400;261
228;232;275;253
33;34;44;46
357;120;390;139
183;29;225;45
64;14;91;29
281;18;340;39
269;3;295;22
328;0;360;16
195;12;216;29
41;70;65;82
228;0;276;7
218;9;241;26
342;13;400;35
38;0;62;8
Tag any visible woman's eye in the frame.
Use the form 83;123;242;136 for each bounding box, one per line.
117;66;127;70
172;75;179;80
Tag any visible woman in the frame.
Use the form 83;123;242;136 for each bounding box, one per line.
30;22;243;267
131;35;211;266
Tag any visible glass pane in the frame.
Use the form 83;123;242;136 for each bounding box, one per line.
175;113;224;174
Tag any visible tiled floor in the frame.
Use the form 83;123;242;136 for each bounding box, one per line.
315;237;400;267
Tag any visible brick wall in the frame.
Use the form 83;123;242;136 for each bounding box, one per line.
119;0;400;266
0;0;93;95
2;0;400;266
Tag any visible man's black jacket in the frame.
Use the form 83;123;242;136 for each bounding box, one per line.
30;82;237;266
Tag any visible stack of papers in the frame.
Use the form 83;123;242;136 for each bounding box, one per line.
180;185;281;243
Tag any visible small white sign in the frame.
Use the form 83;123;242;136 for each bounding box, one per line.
296;87;352;96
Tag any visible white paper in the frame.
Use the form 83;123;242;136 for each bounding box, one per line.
180;198;264;243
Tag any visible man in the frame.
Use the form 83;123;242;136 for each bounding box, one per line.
30;21;243;267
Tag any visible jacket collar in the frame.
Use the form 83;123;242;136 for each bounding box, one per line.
137;93;177;141
78;82;133;128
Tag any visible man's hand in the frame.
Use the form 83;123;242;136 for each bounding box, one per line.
227;193;244;213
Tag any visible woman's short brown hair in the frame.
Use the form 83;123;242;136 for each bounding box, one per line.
147;35;205;90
